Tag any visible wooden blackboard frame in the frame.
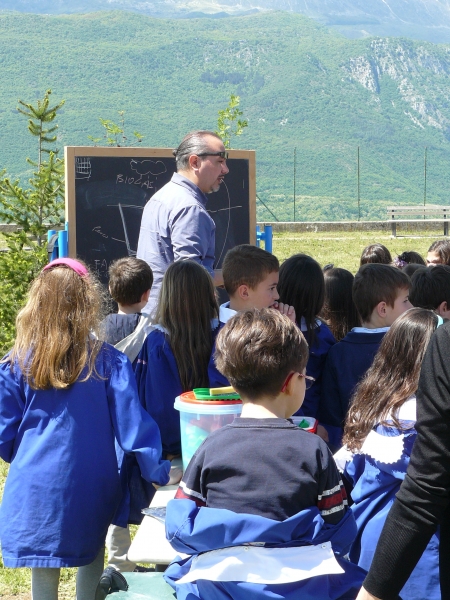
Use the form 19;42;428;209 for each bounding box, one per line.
65;146;256;262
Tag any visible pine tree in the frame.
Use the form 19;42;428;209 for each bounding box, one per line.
0;90;65;355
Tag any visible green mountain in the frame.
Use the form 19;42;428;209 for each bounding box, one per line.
1;10;450;221
3;0;450;43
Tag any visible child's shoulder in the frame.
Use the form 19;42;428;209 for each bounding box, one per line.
100;313;141;346
202;417;328;454
330;328;386;351
314;320;336;345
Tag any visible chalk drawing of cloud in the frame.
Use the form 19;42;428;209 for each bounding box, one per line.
130;159;167;176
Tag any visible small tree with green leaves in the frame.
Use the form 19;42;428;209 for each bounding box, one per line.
216;94;248;149
0;89;65;355
88;110;144;146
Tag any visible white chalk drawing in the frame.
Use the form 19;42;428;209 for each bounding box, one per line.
130;159;167;176
76;157;92;180
212;180;232;266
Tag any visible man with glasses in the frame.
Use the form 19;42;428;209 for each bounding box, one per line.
137;130;229;314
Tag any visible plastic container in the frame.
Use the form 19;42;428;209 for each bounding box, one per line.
175;392;242;471
291;416;318;434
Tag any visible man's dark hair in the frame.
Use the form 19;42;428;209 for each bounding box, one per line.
222;245;279;296
360;244;392;266
353;264;410;322
428;240;450;265
108;257;153;305
215;309;309;401
410;265;450;310
173;130;223;171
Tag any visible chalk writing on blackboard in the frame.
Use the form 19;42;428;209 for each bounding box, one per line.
76;157;92;180
66;147;255;288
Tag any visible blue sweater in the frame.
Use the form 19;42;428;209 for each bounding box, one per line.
297;321;336;418
319;330;386;446
0;345;170;568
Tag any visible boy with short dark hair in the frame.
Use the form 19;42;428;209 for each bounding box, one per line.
101;257;156;574
165;309;365;600
410;264;450;319
101;257;153;347
208;244;294;386
319;264;411;447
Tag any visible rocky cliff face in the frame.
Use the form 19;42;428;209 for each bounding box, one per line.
344;39;450;134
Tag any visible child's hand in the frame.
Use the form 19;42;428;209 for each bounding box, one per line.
153;465;183;490
355;588;381;600
316;424;329;443
272;302;296;323
167;465;183;486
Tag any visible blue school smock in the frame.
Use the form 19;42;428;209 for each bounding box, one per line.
164;499;366;600
295;319;336;418
134;327;184;457
342;398;440;600
0;344;170;568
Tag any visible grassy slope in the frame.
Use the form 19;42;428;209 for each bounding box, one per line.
0;228;441;597
0;11;450;220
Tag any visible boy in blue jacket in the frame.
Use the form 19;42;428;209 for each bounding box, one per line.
165;309;366;600
319;264;411;448
208;244;295;387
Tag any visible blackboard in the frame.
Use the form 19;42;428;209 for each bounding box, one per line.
65;146;256;286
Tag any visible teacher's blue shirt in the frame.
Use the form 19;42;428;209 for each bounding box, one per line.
137;173;216;314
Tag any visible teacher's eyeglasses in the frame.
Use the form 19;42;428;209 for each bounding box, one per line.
196;151;229;160
281;372;316;393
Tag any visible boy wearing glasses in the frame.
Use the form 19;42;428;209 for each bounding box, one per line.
164;309;365;600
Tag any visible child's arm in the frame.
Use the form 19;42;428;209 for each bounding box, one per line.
173;444;207;507
317;445;348;525
0;361;24;463
134;332;183;456
107;351;171;487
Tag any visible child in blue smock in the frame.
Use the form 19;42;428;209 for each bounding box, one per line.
277;253;336;419
0;258;174;600
134;260;220;458
165;309;366;600
335;307;442;600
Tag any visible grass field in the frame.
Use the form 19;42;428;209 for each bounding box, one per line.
0;228;443;598
272;229;440;271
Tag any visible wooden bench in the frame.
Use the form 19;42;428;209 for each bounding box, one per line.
387;205;450;237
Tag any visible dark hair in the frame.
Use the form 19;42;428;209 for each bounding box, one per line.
394;251;426;269
360;244;392;266
173;130;223;171
321;268;361;341
428;240;450;265
410;265;450;310
353;264;410;322
108;257;153;305
222;245;279;296
154;261;219;391
277;254;324;346
215;309;309;401
343;308;439;451
403;263;426;278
